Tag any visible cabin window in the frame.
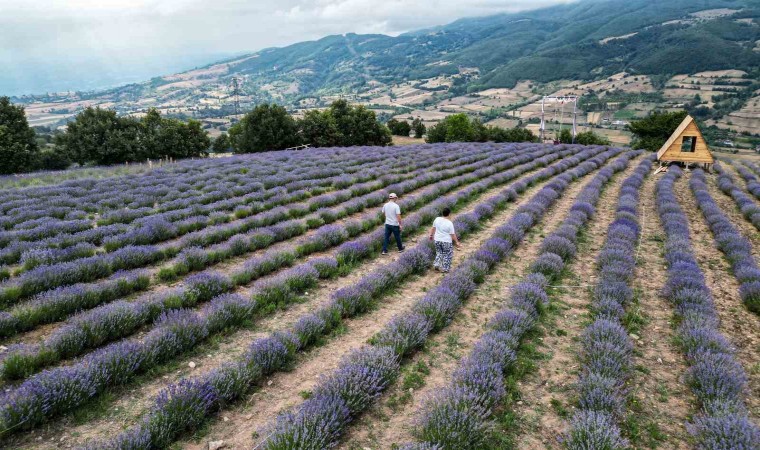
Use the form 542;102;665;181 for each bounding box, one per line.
681;136;697;153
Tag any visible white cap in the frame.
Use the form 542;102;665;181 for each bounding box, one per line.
389;193;398;199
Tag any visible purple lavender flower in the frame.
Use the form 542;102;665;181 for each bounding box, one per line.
415;385;492;448
244;335;292;374
262;393;350;450
565;410;628;450
293;314;327;348
688;413;760;450
529;252;565;279
372;313;431;356
540;235;576;260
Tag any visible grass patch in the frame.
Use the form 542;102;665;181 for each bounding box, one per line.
387;360;432;411
550;398;570;418
656;382;669;403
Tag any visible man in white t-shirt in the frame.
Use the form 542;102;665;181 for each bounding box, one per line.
429;207;460;272
381;193;404;254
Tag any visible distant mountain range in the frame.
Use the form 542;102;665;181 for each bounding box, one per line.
10;0;759;101
200;0;758;96
11;0;759;144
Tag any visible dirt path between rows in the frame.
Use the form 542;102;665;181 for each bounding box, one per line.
675;172;760;419
10;154;565;450
179;161;602;450
628;171;693;449
338;155;636;450
3;152;497;348
502;155;642;449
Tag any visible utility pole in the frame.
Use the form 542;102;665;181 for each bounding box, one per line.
230;77;241;116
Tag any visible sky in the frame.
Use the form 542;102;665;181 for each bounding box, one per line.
1;0;575;96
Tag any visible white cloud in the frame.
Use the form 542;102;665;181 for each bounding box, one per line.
0;0;576;95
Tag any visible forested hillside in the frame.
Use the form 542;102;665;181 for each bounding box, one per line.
220;0;758;94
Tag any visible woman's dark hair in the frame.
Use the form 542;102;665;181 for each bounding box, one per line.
442;208;451;217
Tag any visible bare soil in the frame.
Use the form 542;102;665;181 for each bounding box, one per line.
508;155;646;449
173;165;591;450
340;154;630;450
627;171;693;448
7;154;562;449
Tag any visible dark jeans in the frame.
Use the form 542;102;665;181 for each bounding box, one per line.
383;224;403;252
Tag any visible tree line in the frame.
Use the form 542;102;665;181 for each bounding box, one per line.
424;113;539;144
222;100;392;153
0;97;210;174
2;94;627;176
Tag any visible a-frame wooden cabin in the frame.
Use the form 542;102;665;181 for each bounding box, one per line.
656;115;713;168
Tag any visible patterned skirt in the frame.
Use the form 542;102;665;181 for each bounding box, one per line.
434;241;454;272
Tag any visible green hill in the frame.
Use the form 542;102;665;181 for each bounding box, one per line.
219;0;758;95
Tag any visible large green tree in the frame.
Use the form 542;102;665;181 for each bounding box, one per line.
412;118;426;139
296;100;391;148
558;128;573;144
141;110;209;159
575;130;610;146
488;126;535;143
229;104;301;153
55;107;140;165
56;107;209;165
386;119;412;137
298;109;341;147
427;113;536;144
212;133;231;153
426;114;475;143
627;110;688;151
0;97;40;174
327;99;391;147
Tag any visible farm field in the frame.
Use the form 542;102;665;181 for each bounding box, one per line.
0;144;758;450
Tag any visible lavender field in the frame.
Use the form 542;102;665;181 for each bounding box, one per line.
0;143;757;450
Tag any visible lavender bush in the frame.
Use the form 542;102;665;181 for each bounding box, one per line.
90;145;603;449
654;166;759;448
261;148;633;449
690;168;760;313
410;151;643;449
0;144;581;433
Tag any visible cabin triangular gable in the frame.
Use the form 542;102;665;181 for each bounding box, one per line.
656;115;713;164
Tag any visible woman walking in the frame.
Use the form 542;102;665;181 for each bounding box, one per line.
429;207;460;272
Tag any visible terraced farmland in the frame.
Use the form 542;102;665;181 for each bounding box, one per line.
0;144;757;449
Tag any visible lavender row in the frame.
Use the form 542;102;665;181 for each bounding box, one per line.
9;145;501;266
0;270;151;339
0;148;502;302
730;160;760;200
0;146;411;226
0;149;378;245
155;146;523;279
259;148;628;449
562;155;655;449
0;145;557;344
405;151;639;449
0;144;475;263
0;146;574;380
99;146;480;251
158;146;548;280
0;145;594;436
0;146;452;264
691;169;760;314
80;146;613;449
655;167;759;449
715;162;760;231
0;245;167;308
